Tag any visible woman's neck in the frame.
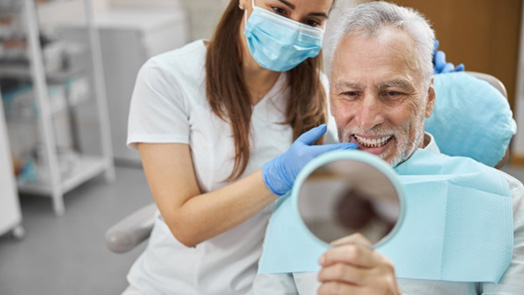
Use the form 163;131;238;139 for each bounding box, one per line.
243;63;281;104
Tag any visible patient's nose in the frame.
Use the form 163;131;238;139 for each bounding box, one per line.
356;96;385;130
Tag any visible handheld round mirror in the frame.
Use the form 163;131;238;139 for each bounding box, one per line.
295;150;405;248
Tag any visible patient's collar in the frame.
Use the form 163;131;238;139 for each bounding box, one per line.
422;132;440;155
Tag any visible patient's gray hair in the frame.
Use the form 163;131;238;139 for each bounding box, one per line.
330;1;435;87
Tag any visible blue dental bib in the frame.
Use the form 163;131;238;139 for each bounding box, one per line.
258;149;513;283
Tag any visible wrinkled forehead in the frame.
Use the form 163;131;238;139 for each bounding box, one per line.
330;28;422;87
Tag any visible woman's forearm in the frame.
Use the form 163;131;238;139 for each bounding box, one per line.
168;169;276;247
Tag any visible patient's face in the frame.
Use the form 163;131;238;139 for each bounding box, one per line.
330;27;435;166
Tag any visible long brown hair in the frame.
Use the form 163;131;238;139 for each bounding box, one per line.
206;0;327;181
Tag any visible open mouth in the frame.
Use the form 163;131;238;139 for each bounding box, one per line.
353;134;393;148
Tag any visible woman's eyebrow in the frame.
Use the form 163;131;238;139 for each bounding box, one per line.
308;12;328;18
278;0;329;19
278;0;295;9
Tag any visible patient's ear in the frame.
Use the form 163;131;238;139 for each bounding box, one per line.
425;78;436;118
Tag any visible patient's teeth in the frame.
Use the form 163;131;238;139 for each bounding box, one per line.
354;135;391;148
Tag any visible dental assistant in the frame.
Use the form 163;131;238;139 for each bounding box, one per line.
122;0;357;294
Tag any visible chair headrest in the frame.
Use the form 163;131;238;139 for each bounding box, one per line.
425;72;516;167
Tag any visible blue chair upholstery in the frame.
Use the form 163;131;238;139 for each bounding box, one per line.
426;72;516;167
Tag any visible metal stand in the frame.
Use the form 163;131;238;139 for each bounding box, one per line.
13;0;115;215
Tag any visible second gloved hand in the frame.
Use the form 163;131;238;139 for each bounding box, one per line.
433;40;465;74
262;124;358;196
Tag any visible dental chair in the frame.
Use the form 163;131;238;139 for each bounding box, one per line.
105;71;515;254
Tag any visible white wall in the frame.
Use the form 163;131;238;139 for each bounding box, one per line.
98;0;227;40
36;0;108;27
92;0;109;10
178;0;229;40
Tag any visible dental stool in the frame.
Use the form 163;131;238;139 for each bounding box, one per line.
105;71;516;253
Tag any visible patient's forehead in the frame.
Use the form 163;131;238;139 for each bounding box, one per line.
331;27;420;87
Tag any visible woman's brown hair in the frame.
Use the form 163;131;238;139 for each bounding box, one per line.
206;0;328;181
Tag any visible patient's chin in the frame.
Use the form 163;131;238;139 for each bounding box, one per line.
388;145;419;167
386;155;403;167
381;146;403;167
375;140;399;165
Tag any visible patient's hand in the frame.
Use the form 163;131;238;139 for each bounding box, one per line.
317;233;400;295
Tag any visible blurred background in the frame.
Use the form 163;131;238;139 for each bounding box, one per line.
0;0;522;294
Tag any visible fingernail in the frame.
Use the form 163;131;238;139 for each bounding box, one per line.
318;255;325;265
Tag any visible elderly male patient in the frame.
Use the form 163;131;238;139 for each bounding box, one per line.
254;2;524;295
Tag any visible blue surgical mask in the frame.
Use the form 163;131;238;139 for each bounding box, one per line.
243;0;325;72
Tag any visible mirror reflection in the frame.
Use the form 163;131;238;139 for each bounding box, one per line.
298;159;401;245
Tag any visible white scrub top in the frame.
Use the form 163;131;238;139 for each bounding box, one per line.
126;40;294;295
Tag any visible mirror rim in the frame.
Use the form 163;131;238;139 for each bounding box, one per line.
292;150;406;249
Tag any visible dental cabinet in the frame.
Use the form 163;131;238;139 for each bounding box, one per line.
58;6;190;165
0;0;115;215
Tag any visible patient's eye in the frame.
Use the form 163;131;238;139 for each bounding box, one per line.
341;91;360;100
382;90;404;100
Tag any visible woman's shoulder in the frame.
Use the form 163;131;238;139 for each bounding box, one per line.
141;40;207;82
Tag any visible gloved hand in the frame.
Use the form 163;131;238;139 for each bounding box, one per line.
262;124;358;196
433;40;465;74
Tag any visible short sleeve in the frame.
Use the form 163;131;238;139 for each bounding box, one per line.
127;58;190;149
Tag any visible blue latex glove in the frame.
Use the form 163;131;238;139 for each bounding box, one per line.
262;124;358;196
433;40;465;74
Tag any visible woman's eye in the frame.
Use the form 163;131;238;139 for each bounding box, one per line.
271;6;287;16
305;19;321;27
